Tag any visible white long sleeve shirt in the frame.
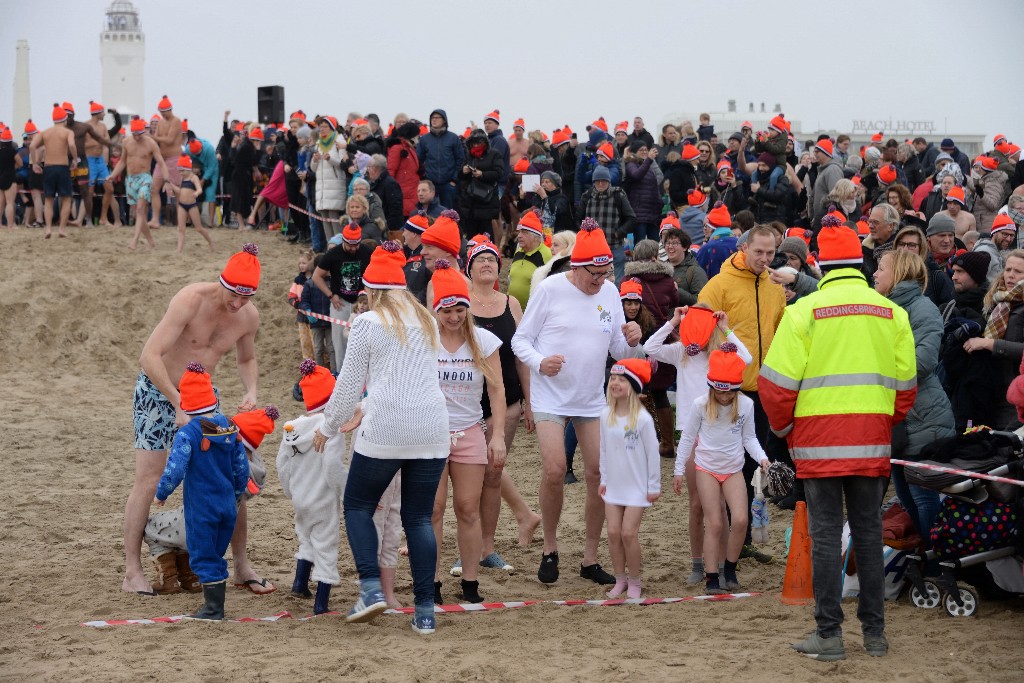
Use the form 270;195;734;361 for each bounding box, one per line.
674;393;767;476
511;273;642;417
599;407;662;507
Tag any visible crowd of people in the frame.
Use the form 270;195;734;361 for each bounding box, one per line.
52;96;1021;652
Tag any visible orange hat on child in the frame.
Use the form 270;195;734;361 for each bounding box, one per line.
769;114;787;133
432;260;470;311
342;223;362;245
611;358;654;394
705;201;732;228
220;243;261;296
816;216;863;268
298;359;336;413
51;104;68;124
619;278;643;301
517;211;544;237
248;128;264;141
233;406;280;451
571;218;613;268
177;155;192;169
707;343;745;391
179;361;218;415
158;95;173;112
680;307;718;356
597;142;615;160
361;241;407;289
421;209;462;257
659;211;680;235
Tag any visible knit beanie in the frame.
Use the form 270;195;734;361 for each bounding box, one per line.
298;359;335;413
220;243;261;296
540;170;561;187
610;358;653;394
592;165;611;183
878;164;897;185
927;213;956;237
466;241;501;277
176;155;192;170
597;142;615;160
24;119;37;136
757;152;776;169
248;127;264;141
778;237;809;266
946;186;966;206
129;118;146;134
681;144;700;162
707;343;745;391
680;306;718;356
991;214;1016;236
619;277;642;301
51;104;67;124
484;109;500;124
517;211;544;237
816;216;863;267
659;211;680;234
571;218;613;267
188;139;203;155
814;139;834;157
705;201;732;228
342;223;362;245
233;405;280;451
687;188;708;208
362;241;407;289
513;158;530;174
157;95;173;112
89;100;104;115
950;251;991;286
179;362;218;415
431;260;470;311
404;214;429;234
421;209;462;257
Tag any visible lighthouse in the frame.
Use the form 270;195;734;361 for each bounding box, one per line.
99;1;145;117
13;40;31;131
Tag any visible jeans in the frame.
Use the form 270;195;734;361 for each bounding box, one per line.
803;475;888;639
632;222;659;242
890;464;940;548
344;452;447;607
434;180;457;210
308;196;325;252
612;243;627;284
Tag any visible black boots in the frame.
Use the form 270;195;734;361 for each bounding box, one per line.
291;559;313;597
189;581;226;621
313;581;332;615
460;579;484;604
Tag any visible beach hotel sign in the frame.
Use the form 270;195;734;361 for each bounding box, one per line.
852;120;935;134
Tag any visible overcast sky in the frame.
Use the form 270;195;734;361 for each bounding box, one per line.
3;0;1023;148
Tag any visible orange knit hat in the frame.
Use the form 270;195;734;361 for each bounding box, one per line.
871;132;884;143
993;133;1008;147
705;201;732;228
610;358;654;394
233;405;280;451
816;217;863;268
289;110;307;124
248;127;264;141
686;188;708;207
991;214;1016;235
466;241;502;277
362;240;407;289
220;243;261;296
597;142;615;160
680;306;718;356
51;104;67;124
946;186;966;206
24;119;37;135
571;218;613;267
176;155;191;170
552;128;571;147
404;213;429;234
517;211;544;237
179;361;218;415
157;95;173;112
421;209;462;257
614;120;628;135
707;343;745;391
188;139;203;155
181;119;189;132
513;157;530;174
974;155;998;171
342;223;362;245
513;118;525;130
432;260;470;311
815;139;834;157
484;109;500;124
129;118;146;134
0;128;11;142
878;164;897;185
768;114;787;133
89;100;104;115
298;358;336;412
681;144;701;162
659;211;680;234
589;117;608;133
619;277;643;301
716;160;733;175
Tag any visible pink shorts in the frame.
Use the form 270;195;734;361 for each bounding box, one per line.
448;423;487;466
153;156;181;185
695;464;739;484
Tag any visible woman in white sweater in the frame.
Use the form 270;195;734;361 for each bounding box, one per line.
313;241;449;635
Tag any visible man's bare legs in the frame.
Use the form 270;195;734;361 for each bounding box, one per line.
57;195;72;237
99;183;122;226
574;419;605;566
128;199;155;251
230;500;274;591
122;449;168;593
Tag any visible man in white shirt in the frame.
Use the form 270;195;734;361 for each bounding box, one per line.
512;218;643;584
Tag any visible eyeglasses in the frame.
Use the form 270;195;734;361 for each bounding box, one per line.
663;240;682;248
582;265;613;280
896;241;920;249
474;255;498;264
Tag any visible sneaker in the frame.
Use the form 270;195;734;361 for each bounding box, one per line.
579;563;616;585
740;544;774;564
411;614;436;635
345;589;388;624
686;567;704;586
480;552;514;574
863;634;889;657
564;470;579;485
291;382;303;402
538;552;559;584
790;633;846;661
449;559;462;577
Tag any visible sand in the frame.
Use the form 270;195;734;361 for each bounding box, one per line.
0;224;1021;682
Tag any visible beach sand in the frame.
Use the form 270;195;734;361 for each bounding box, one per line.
0;225;1021;682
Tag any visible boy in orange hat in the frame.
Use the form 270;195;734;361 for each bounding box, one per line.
167;155;214;253
153;362;250;620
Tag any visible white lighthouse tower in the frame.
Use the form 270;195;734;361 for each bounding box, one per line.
12;40;32;132
99;1;145;118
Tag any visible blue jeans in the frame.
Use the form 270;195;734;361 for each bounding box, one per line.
803;475;888;638
343;453;446;607
890;464;940;548
632;223;659;242
434;180;457;211
612;243;627;284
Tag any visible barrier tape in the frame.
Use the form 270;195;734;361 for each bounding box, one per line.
80;592;759;628
891;458;1024;487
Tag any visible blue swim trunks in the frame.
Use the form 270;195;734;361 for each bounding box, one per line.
87;156;110;185
133;372;219;450
126;173;152;207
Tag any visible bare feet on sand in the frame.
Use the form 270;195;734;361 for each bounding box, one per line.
518;512;542;547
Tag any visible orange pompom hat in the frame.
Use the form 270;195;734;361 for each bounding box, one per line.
176;155;192;169
513;118;525;130
404;213;429;235
687;188;708;207
513;157;530;174
681;144;701;162
0;128;11;142
24;119;38;136
179;361;218;415
298;359;336;413
157;95;173;112
89;100;104;115
660;211;680;234
552;128;571;147
991;214;1016;235
289;110;307;124
878;164;897;185
768;114;787;133
248;127;264;141
220;243;261;296
707;343;745;391
51;104;68;124
588;117;608;133
816;217;863;268
484;109;500;124
680;306;718;356
974;155;998;172
705;201;732;228
619;277;643;301
233;405;280;451
342;223;362;245
361;240;407;289
129;118;146;134
517;210;544;237
946;186;966;206
871;132;884;143
597;142;615;160
815;139;834;157
993;133;1008;147
465;241;502;277
431;259;470;311
611;358;654;394
188;139;203;155
421;209;462;257
614;120;629;135
716;160;733;175
571;218;613;268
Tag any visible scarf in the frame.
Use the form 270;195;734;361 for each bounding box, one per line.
984;280;1024;340
317;131;337;155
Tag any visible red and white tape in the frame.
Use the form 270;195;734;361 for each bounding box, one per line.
80;593;759;628
302;310;352;328
892;459;1024;487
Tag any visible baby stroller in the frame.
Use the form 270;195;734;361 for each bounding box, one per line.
902;429;1023;617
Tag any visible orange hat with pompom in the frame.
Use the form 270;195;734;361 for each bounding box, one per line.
878;164;897;185
705;201;732;228
619;277;643;301
946;186;966;206
179;361;218;415
597;142;615;160
220;243;261;296
991;214;1016;236
233;405;280;451
177;155;192;169
614;121;629;135
51;104;68;124
517;210;544;237
421;209;462;257
707;343;745;391
404;213;429;235
513;118;525;130
342;223;362;245
816;217;863;268
298;359;336;413
24;119;38;136
513;157;530;174
484;109;500;124
680;306;718;356
362;240;407;289
552;128;571;147
130;118;146;134
89;100;104;115
571;218;613;267
611;358;654;394
659;211;680;234
681;144;701;162
158;95;173;112
432;259;470;311
687;188;708;207
188;139;203;155
248;127;264;141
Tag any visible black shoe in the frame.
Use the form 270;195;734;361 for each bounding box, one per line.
580;563;616;585
291;558;313;597
538;552;559;583
460;579;484;604
434;580;443;605
287;232;301;243
313;581;332;614
776;492;797;510
189;581;226;620
564;470;579;485
292;381;304;402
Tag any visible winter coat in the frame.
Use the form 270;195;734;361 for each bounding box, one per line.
902;155;924;191
923;254;955;309
311;143;347;212
972;237;1005;284
664;160;697;208
369;170;405;231
386;137;420;216
416;109;464;185
973;170;1011;233
624;259;679;391
624;158;663;224
575;155;621;202
811;158;844;227
532;189;575;232
459;147;502;220
487;129;511;185
678;206;706;246
710;181;749;217
696;236;739;279
754;172;792;223
887;281;955;456
670;251;709;305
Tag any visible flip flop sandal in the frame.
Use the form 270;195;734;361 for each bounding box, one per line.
234;578;277;595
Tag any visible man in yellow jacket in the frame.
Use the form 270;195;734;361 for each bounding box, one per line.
759;217;917;662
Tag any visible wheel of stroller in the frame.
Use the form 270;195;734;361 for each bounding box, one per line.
942;587;979;617
910;581;941;609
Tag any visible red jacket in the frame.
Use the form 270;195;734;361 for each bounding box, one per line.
387;138;420;216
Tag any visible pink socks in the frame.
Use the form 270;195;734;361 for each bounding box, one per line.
607;575;628;599
626;576;642;599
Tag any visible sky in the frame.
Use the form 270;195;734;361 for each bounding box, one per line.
2;0;1023;148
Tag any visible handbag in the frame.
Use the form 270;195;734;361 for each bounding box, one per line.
467;178;496;204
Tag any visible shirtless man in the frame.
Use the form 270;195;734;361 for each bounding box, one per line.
29;104;77;238
122;243;275;595
150;95;184;229
84;101;121;226
64;102;110;226
108;119;169;251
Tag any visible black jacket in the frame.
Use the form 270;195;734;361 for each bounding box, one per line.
459;147;503;219
369;170;405;230
664;160;697;207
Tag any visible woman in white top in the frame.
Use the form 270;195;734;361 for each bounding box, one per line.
429;260;506;605
312;241;449;635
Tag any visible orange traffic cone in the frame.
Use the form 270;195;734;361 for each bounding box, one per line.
780;500;814;605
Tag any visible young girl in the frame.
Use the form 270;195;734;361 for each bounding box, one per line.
674;345;768;594
645;305;751;585
599;358;661;599
343;291;370;343
166;154;214;253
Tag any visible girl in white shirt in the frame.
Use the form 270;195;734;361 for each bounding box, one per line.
599;358;661;600
674;345;768;595
429;260;507;606
645;304;751;585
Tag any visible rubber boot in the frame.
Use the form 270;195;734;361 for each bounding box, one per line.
152;553;181;595
190;581;226;621
460;579;484;604
175;552;202;593
313;581;332;615
656;407;676;459
291;559;314;598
